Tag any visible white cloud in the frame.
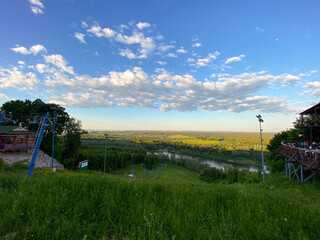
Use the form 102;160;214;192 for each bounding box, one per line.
225;54;246;65
11;46;29;54
11;44;46;55
192;43;202;47
81;21;88;28
176;48;187;54
29;44;47;55
136;22;151;30
303;81;320;96
119;49;141;59
87;24;116;38
158;45;174;52
28;0;44;15
44;54;74;75
86;22;156;59
194;52;220;67
35;63;47;73
273;73;300;86
158;61;167;65
167;53;177;58
0;66;39;90
255;26;264;32
18;61;25;65
74;32;86;43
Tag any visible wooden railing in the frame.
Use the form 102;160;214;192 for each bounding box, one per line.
281;142;320;170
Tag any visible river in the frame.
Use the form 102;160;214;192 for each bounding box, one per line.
155;150;267;173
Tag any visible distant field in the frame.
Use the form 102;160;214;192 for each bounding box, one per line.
82;131;275;151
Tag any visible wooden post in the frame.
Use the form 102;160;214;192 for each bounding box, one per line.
301;114;305;141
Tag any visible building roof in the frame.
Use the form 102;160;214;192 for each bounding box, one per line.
0;125;35;135
300;103;320;115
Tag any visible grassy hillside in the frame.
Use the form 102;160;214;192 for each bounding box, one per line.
1;165;320;239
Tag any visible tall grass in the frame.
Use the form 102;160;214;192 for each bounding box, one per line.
1;169;320;239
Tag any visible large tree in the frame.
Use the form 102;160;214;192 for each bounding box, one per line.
1;99;69;134
266;127;302;172
61;117;86;168
1;99;84;168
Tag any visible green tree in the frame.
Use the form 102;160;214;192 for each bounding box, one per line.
61;118;86;168
266;128;302;172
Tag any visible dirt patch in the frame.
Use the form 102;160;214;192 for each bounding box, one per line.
0;150;64;170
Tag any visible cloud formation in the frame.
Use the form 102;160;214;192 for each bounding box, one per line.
83;22;156;59
11;44;47;55
74;32;86;43
7;44;309;114
225;54;246;64
28;0;44;15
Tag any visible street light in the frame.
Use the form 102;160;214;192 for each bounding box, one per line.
256;114;265;183
104;134;108;176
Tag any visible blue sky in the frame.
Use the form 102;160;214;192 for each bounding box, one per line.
0;0;319;132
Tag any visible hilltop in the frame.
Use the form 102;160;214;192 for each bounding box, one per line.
1;163;320;239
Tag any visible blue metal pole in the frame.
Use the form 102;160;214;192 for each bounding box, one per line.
52;111;55;169
28;114;49;176
144;167;146;180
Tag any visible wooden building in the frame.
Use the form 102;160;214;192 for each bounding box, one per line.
299;103;320;142
0;126;35;152
280;103;320;182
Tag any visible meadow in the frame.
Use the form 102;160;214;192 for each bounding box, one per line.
1;163;320;239
82;131;275;151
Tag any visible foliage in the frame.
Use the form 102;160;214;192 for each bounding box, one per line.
61;118;86;168
1;99;69;134
267;128;302;172
200;167;260;184
200;167;227;182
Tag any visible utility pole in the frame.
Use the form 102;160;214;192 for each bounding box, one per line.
52;111;56;169
104;133;108;176
256;114;265;183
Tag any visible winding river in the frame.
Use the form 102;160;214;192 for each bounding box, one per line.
155;150;268;173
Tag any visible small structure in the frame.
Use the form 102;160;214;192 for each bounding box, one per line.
76;160;88;170
0;126;35;152
281;142;320;183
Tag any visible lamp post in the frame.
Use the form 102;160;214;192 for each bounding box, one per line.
256;114;265;183
104;134;108;176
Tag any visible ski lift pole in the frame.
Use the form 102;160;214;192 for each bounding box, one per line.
52;111;55;169
28;113;49;176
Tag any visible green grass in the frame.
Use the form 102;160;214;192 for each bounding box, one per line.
1;166;320;239
112;162;203;185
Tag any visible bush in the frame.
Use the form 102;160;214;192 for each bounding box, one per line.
200;167;261;184
200;168;227;182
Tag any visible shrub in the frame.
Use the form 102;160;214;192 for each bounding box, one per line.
200;167;227;182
